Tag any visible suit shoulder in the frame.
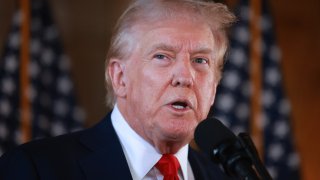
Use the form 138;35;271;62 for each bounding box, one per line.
0;128;90;167
21;129;91;157
0;129;91;180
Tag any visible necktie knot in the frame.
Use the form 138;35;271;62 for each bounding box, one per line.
156;154;180;180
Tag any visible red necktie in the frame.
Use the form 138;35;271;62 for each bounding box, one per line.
155;154;180;180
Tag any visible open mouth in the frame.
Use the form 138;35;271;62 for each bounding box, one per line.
171;101;189;110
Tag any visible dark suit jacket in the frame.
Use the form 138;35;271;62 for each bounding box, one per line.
0;114;234;180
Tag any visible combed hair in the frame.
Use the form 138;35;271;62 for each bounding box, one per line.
105;0;236;108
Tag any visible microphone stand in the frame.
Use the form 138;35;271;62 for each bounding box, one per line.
238;133;273;180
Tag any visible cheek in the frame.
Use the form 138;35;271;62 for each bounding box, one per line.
207;83;217;106
128;66;166;106
141;64;172;92
196;75;217;112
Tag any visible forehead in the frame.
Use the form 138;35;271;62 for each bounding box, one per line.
133;18;215;53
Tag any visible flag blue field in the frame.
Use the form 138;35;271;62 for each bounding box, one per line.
0;0;85;156
211;0;301;179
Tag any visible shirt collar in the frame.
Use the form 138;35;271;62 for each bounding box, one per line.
111;104;189;180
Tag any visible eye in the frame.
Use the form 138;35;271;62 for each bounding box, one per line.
153;54;167;60
152;53;172;66
192;57;208;64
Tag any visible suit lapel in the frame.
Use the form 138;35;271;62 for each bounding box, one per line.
78;114;132;180
189;147;210;180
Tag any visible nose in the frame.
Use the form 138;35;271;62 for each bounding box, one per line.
171;58;194;87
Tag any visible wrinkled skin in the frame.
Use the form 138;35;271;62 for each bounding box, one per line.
108;19;220;154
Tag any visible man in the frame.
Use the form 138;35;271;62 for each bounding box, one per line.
0;0;236;179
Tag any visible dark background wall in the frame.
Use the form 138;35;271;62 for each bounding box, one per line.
1;0;319;179
269;1;320;179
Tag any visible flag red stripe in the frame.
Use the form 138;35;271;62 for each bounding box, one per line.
250;0;264;158
20;0;31;143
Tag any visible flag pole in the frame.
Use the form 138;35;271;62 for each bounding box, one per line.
250;0;264;157
20;0;32;143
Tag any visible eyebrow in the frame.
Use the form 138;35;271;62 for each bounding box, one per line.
146;43;214;56
146;43;180;55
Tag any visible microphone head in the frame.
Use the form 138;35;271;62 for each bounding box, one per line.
194;117;236;157
194;117;259;178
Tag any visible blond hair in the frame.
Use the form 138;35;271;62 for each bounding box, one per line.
105;0;236;108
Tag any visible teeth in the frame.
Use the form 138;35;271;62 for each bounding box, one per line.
172;104;186;109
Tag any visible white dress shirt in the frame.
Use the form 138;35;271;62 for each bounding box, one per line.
111;104;195;180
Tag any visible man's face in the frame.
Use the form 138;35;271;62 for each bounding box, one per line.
112;19;219;153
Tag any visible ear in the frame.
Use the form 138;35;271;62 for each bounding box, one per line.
107;58;127;98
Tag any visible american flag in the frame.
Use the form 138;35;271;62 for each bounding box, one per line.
0;0;85;156
211;0;301;179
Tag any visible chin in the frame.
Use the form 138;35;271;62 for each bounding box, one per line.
155;131;192;154
152;116;197;144
159;126;194;143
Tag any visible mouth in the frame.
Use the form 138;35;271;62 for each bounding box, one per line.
170;100;192;110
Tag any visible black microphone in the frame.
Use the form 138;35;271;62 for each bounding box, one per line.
194;117;260;180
